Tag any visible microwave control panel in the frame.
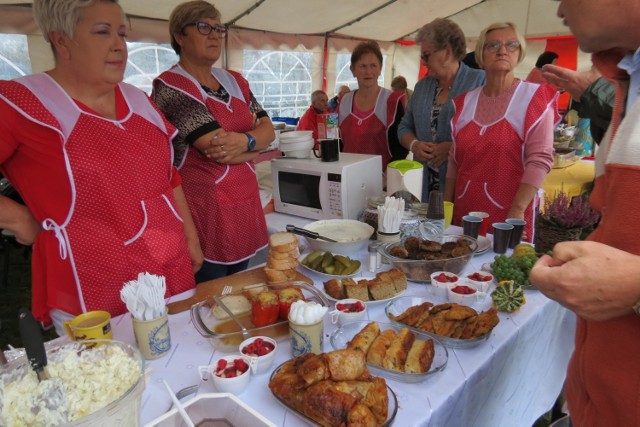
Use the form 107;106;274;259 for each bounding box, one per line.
327;173;342;216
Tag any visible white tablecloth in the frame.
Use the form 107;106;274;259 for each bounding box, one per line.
104;213;576;426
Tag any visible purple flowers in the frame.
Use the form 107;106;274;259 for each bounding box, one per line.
540;191;600;229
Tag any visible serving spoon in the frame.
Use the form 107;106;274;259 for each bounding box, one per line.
286;224;337;242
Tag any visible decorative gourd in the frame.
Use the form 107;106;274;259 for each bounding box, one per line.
512;243;536;260
491;280;526;312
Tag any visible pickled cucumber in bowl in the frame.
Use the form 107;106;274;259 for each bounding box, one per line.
302;251;361;276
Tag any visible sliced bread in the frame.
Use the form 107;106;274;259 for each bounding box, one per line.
269;232;299;253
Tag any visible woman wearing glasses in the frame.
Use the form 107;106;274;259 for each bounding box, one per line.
444;22;558;240
398;19;485;200
153;1;274;282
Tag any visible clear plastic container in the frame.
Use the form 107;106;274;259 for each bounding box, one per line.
0;340;145;427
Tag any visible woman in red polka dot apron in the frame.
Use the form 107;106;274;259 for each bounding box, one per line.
445;23;558;242
153;2;273;282
338;41;407;169
0;1;197;329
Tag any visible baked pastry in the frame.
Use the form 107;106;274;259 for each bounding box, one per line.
404;339;435;374
344;278;369;301
346;322;435;375
382;328;414;372
347;321;380;354
366;329;396;366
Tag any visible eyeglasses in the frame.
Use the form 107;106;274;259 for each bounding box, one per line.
484;40;520;52
184;22;227;36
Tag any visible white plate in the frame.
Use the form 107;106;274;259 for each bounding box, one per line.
474;236;491;255
321;286;406;306
298;253;362;279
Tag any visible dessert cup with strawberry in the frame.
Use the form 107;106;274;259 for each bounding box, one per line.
430;271;459;299
329;299;367;325
199;355;253;394
465;271;494;293
239;336;277;374
447;282;487;306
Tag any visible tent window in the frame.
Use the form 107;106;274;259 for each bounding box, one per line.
335;53;386;91
0;34;32;80
124;42;178;94
244;50;313;118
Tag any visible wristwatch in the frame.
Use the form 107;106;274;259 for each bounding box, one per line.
245;133;256;152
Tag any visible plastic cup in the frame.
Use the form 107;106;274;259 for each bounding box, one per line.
132;308;171;359
492;222;514;254
469;211;490;236
506;218;527;248
462;215;482;239
444;202;454;229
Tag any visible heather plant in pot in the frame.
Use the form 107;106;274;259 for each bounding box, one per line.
535;191;600;253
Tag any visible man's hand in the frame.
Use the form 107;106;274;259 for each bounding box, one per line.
541;64;601;100
530;241;640;321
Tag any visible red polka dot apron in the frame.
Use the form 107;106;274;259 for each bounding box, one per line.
7;75;195;316
156;67;268;263
338;88;403;167
451;82;555;241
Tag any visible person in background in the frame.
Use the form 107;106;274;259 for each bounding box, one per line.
526;51;559;86
542;64;614;145
462;51;481;69
398;18;485;200
153;0;274;283
297;89;330;140
530;0;640;425
391;75;413;104
338;41;406;168
0;0;201;334
444;22;558;240
328;84;350;111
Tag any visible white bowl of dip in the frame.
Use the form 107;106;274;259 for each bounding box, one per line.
302;219;374;255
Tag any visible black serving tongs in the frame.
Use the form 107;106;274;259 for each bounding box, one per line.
19;308;68;419
286;224;337;242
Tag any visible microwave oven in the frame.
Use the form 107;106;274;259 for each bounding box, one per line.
271;153;382;220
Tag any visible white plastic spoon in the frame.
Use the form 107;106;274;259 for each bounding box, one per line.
162;379;194;427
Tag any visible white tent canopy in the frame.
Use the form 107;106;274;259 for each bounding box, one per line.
0;0;570;42
0;0;583;100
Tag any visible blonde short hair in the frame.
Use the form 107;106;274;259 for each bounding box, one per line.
169;1;222;55
474;22;526;68
33;0;119;44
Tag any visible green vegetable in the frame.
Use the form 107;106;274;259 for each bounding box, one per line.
491;281;526;312
491;254;539;287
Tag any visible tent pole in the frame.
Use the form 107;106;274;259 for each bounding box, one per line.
322;34;328;92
